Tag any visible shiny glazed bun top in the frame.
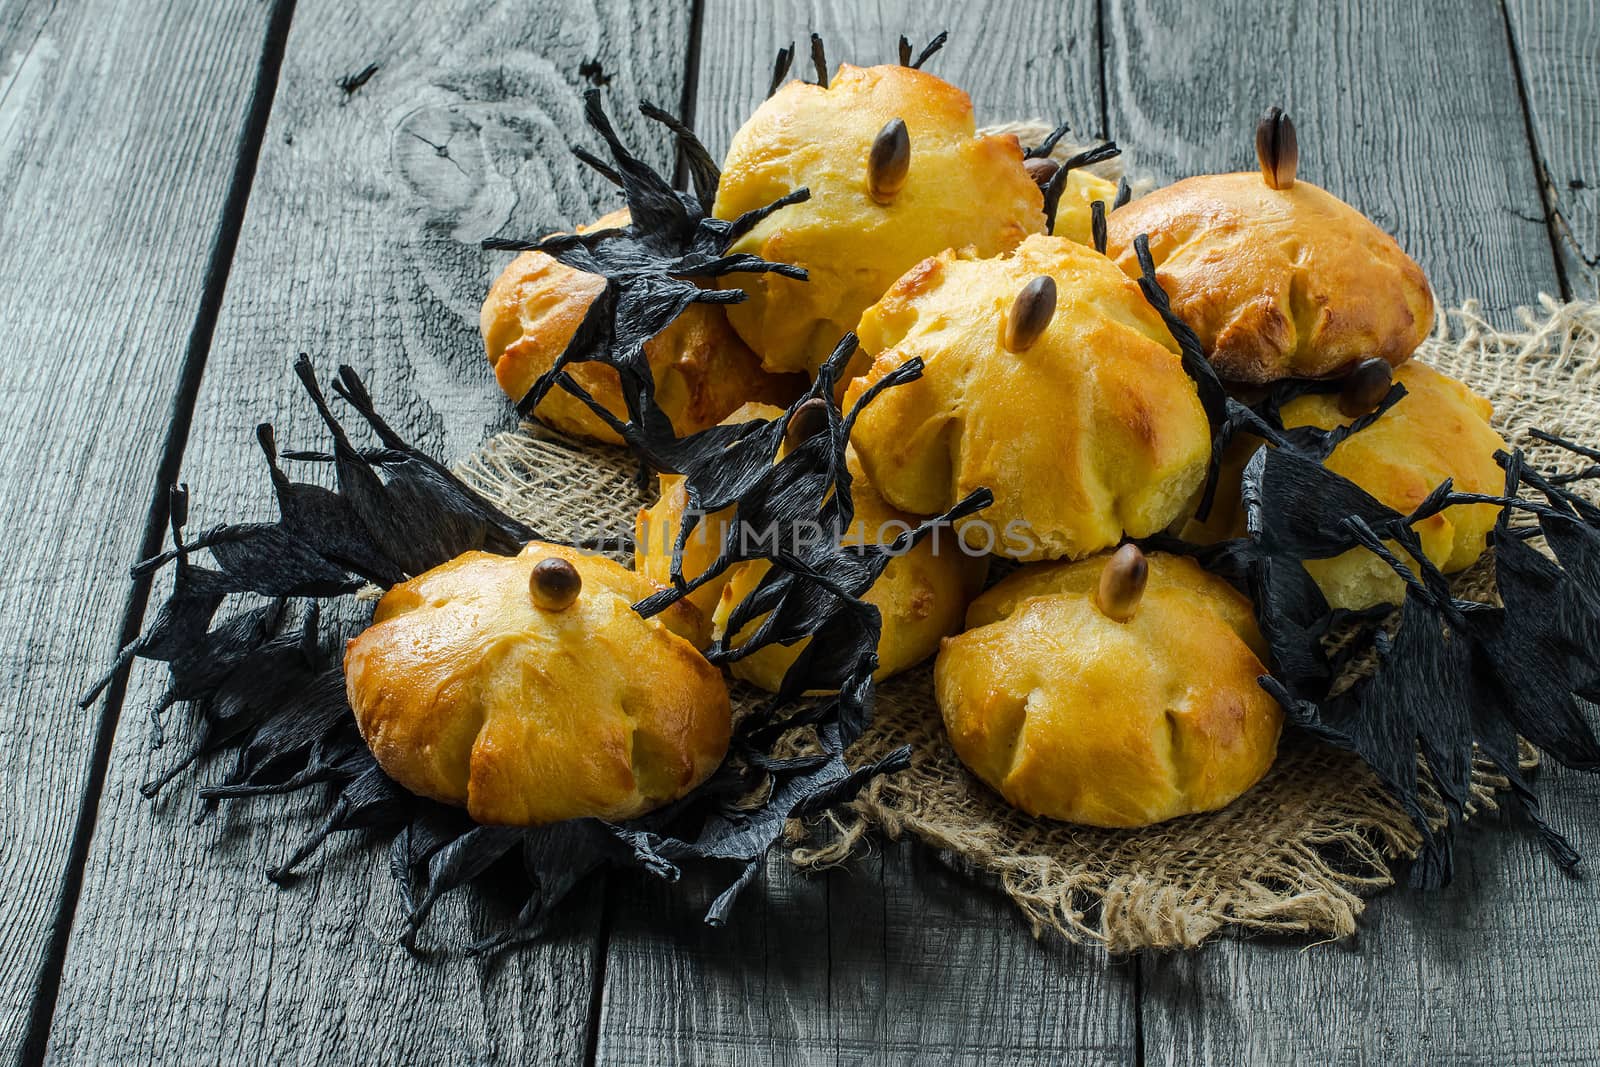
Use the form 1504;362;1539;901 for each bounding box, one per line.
1104;110;1433;384
844;234;1211;561
713;63;1044;377
482;209;802;444
937;549;1282;829
344;542;730;826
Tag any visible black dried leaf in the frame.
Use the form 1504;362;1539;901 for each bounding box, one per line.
1236;438;1600;882
897;31;948;69
809;32;827;85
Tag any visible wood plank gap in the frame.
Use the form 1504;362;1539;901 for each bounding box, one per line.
1093;0;1110;139
582;878;616;1067
14;2;300;1062
673;0;708;188
1496;0;1575;300
1132;954;1145;1067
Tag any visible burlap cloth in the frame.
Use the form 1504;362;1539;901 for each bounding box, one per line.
457;125;1600;948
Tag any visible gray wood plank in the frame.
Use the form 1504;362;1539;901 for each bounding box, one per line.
1505;0;1600;296
0;0;281;1055
1141;774;1600;1066
44;1;695;1063
1105;0;1558;322
1103;1;1599;1061
595;3;1137;1063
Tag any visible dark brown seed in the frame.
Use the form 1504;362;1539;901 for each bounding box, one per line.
1023;156;1059;187
867;118;910;204
1255;106;1299;190
530;556;582;612
784;396;830;451
1004;276;1057;352
1339;358;1394;418
1095;543;1149;623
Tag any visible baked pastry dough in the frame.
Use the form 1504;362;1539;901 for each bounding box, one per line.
1186;362;1508;610
1104;173;1433;383
844;234;1211;561
344;542;729;825
1049;168;1117;248
937;551;1281;828
635;403;986;689
482;209;802;444
712;63;1043;376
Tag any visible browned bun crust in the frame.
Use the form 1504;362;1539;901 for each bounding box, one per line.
712;63;1044;377
1105;173;1434;383
344;542;728;825
844;234;1211;561
937;553;1281;828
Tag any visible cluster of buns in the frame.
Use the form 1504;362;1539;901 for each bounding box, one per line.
352;67;1507;830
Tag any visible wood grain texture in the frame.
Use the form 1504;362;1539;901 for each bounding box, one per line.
1106;1;1596;1062
598;843;1136;1066
692;0;1105;166
1141;774;1600;1066
1504;0;1600;296
1104;0;1559;320
44;1;693;1063
594;3;1136;1063
0;0;278;1055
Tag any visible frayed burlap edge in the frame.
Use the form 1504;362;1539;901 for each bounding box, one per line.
456;249;1600;951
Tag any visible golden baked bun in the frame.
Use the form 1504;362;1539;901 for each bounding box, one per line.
1186;362;1507;610
712;474;989;692
1104;173;1433;384
712;63;1043;377
937;549;1281;828
634;401;987;690
482;209;803;444
344;542;730;826
1048;168;1118;247
844;234;1212;562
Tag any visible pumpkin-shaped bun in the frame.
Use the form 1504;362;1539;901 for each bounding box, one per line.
344;542;730;826
712;63;1043;377
481;209;803;444
844;234;1211;561
634;402;987;690
1187;362;1508;610
937;551;1281;828
1105;173;1433;384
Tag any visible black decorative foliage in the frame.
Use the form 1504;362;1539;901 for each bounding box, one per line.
1235;443;1600;886
97;358;928;951
769;30;949;98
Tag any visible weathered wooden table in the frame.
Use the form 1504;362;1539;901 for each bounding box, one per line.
4;0;1598;1062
